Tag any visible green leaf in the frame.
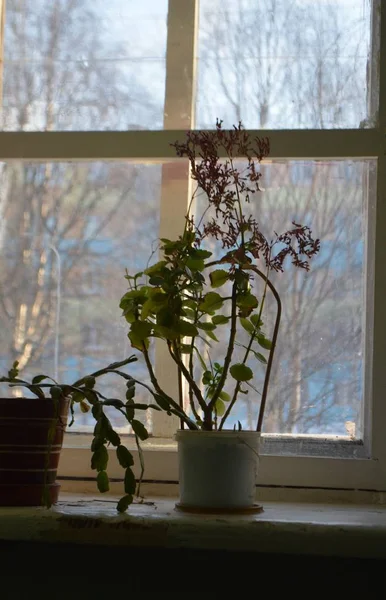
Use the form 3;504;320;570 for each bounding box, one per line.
186;257;205;271
144;260;168;276
179;343;193;354
124;271;143;281
230;363;254;382
140;299;156;320
92;403;103;421
103;398;125;408
91;437;104;452
257;335;272;350
131;419;149;441
126;381;135;401
106;428;121;447
120;289;148;303
209;269;229;288
153;394;171;411
83;376;96;388
124;468;137;495
156;307;175;328
191;248;212;259
219;391;231;402
212;315;230;325
199;292;224;313
239;317;255;335
250;314;263;328
202;370;213;385
194;346;207;370
117;445;134;468
183;298;197;309
32;375;49;384
182;307;196;321
215;399;226;416
153;324;180;340
117;494;133;513
126;402;135;421
141;292;167;319
236;293;258;309
251;350;267;364
148;276;165;286
97;471;109;493
205;329;219;342
196;321;217;331
128;322;151;350
176;320;198;337
91;445;108;471
130;320;152;341
132;403;161;411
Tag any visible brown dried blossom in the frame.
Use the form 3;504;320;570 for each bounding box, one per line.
172;120;320;273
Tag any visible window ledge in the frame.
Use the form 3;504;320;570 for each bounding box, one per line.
1;494;386;559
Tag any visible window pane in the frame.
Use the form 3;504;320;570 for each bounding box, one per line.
192;159;374;435
0;161;161;432
2;0;168;131
196;0;376;129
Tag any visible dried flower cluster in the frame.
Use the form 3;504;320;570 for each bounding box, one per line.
172;119;320;273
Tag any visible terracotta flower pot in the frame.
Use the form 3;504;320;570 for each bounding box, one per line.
0;396;69;506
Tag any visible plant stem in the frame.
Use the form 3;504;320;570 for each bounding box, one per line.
219;264;281;431
188;340;201;423
167;341;207;415
142;344;197;428
247;265;281;432
72;356;137;387
173;341;185;429
229;156;245;247
135;433;144;498
206;279;238;425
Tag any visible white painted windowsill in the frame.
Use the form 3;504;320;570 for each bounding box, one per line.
1;494;386;559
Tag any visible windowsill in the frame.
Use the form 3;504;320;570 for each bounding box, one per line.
1;494;386;559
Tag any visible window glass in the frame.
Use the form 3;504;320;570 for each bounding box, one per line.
196;0;375;129
2;0;168;131
0;161;161;432
191;159;373;435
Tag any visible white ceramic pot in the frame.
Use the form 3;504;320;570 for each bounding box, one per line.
175;429;260;510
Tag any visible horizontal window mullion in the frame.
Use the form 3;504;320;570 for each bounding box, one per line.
0;129;382;161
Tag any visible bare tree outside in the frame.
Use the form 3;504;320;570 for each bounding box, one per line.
195;0;373;435
2;0;167;130
197;0;371;129
0;0;375;436
0;1;166;429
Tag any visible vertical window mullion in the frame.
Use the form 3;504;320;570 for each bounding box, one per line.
370;0;386;464
153;0;198;437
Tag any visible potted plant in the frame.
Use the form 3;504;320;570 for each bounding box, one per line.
119;121;320;512
0;355;174;512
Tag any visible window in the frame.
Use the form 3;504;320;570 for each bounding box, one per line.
0;0;385;494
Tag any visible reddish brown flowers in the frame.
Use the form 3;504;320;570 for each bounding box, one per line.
172;119;320;273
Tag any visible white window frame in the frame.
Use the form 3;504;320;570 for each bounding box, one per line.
2;0;386;494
